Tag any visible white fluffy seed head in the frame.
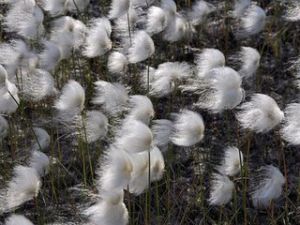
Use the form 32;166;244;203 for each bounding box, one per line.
251;165;285;208
108;0;130;19
150;146;165;182
64;0;89;13
236;4;266;38
0;78;19;114
128;31;155;63
108;52;128;74
127;95;154;125
170;110;205;147
6;165;41;210
161;0;177;15
187;0;216;26
231;0;251;18
284;1;300;22
146;6;167;35
83;18;112;58
163;14;189;43
152;119;173;149
29;150;50;177
236;94;284;133
54;80;85;112
116;119;153;153
39;40;62;71
218;147;243;176
0;116;8;139
32;127;50;150
40;0;65;16
239;46;261;79
195;48;225;78
5;214;34;225
92;81;129;116
83;110;108;143
208;173;234;206
281;103;300;145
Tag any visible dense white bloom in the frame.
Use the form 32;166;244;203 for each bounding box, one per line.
237;94;284;133
208;173;234;206
236;4;266;38
97;147;133;193
5;165;41;210
152;119;173;149
4;0;44;38
116;120;153;153
163;14;189;43
146;6;167;35
64;0;89;13
39;40;62;71
193;67;244;113
5;214;34;225
40;0;65;16
238;46;260;79
29;150;50;177
187;0;216;26
251;165;285;208
284;0;300;22
149;146;165;182
107;52;128;74
92;81;129;116
108;0;130;19
127;95;154;125
218;147;243;176
231;0;251;18
281;103;300;145
32;127;50;150
128;31;155;63
83;18;112;58
170;110;205;146
83;110;108;143
161;0;177;15
195;48;225;78
84;191;128;225
0;116;8;139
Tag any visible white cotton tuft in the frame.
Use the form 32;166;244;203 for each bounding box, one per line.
152;119;173;149
0;116;8;139
116;120;153;153
29;150;50;177
108;0;130;19
170;110;205;147
195;48;225;78
128;31;155;63
163;14;189;43
83;18;112;58
251;165;285;208
5;165;41;210
236;94;284;133
231;0;251;18
40;0;65;16
238;46;260;79
54;80;85;112
281;103;300;145
5;214;34;225
64;0;89;13
39;40;62;71
96;147;133;193
218;147;243;176
83;110;108;143
32;127;50;150
208;173;234;206
92;81;129;116
146;6;167;35
187;0;216;26
108;52;128;74
161;0;177;15
149;146;165;182
284;1;300;22
236;4;266;38
127;95;154;125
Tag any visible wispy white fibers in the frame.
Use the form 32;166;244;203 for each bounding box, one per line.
0;65;19;114
218;147;243;176
187;0;216;26
251;165;285;208
83;110;108;143
236;4;266;38
149;146;165;182
195;48;225;78
237;94;284;133
4;0;44;39
163;13;189;43
92;81;129;116
190;67;244;113
116;120;153;153
284;0;300;22
231;0;251;18
108;0;130;19
5;214;34;225
84;191;128;225
128;31;155;63
4;165;41;211
238;46;261;79
107;52;128;74
41;0;89;15
32;127;50;150
281;103;300;145
96;146;133;193
144;62;193;97
83;18;112;58
126;95;154;125
146;6;167;35
29;150;50;176
39;40;62;71
152;119;173;149
208;173;234;206
170;110;205;146
64;0;90;13
0;116;8;139
161;0;177;16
